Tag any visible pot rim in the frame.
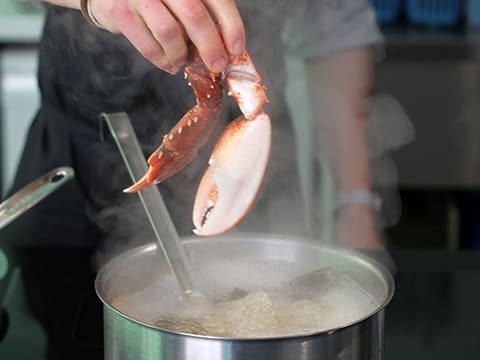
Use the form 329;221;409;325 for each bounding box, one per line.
95;234;395;341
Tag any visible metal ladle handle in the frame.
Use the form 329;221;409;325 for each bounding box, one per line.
100;112;199;299
0;167;75;231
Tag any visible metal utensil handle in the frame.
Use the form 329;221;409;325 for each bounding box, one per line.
100;112;198;296
0;167;75;230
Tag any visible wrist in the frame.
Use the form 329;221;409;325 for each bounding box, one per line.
334;200;383;250
335;190;382;215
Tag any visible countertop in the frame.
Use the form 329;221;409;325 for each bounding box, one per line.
384;250;480;359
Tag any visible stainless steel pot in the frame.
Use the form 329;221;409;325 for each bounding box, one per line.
95;235;394;360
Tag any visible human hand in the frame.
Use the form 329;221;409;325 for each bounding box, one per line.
87;0;245;74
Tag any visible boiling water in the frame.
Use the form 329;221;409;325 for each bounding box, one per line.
112;258;379;338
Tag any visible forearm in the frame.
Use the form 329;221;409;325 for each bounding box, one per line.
42;0;80;9
305;47;373;192
305;48;383;248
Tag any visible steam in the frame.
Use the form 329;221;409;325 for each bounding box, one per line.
42;3;413;273
368;94;415;227
112;259;381;337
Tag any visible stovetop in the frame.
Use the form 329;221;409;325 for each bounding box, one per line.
384;250;480;360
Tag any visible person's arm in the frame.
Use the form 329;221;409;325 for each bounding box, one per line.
42;0;245;74
305;47;382;249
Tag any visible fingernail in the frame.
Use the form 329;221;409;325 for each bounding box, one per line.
212;56;227;72
232;38;245;55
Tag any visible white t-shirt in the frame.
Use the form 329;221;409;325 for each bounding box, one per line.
284;0;383;59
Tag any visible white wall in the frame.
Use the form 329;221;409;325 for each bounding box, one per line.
1;48;40;196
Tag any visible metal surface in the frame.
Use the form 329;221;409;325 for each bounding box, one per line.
96;235;394;360
0;166;74;230
100;112;199;299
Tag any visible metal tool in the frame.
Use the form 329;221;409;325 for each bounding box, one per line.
0;167;74;231
0;167;72;354
100;112;200;301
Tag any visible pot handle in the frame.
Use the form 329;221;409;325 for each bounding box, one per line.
0;167;75;231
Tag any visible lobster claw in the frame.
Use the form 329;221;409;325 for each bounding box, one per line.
192;112;271;236
123;48;271;236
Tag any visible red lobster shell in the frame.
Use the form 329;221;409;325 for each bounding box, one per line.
125;49;271;237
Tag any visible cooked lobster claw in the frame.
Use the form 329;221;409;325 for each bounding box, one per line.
192;112;271;236
123;52;223;193
125;50;271;236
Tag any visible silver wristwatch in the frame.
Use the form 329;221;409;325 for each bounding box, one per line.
335;190;382;213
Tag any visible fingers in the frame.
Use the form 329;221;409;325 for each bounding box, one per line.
138;0;189;71
162;0;228;72
113;3;175;72
203;0;245;55
90;0;246;73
